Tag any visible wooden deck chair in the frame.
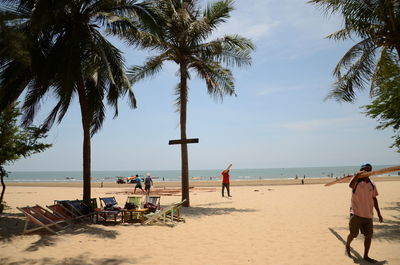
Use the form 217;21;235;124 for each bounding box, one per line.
122;196;144;222
143;195;161;210
17;206;66;234
125;196;143;209
99;197;119;208
143;199;186;225
46;204;81;222
57;200;95;221
165;200;185;222
98;197;122;223
31;205;70;227
82;198;98;211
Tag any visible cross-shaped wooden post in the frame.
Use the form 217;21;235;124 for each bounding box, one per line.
169;138;199;207
168;138;199;145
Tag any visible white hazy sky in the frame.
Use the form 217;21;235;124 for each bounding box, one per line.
9;0;399;171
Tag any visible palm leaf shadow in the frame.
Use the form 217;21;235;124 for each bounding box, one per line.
328;228;387;265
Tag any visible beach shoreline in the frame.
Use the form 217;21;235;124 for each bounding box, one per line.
5;175;399;188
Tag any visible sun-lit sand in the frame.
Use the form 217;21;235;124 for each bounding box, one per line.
1;178;399;265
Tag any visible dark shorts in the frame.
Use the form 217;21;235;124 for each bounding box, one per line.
349;214;373;238
145;184;151;191
135;183;142;189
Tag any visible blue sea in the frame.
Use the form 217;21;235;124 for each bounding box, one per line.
4;165;397;183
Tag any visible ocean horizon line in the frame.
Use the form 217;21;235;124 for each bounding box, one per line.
7;164;396;172
5;164;398;183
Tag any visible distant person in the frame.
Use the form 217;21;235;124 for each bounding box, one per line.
221;164;232;197
134;174;145;194
345;163;383;263
144;173;153;195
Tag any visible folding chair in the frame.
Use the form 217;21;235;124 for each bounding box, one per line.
143;199;186;225
98;197;122;223
143;195;161;210
17;205;67;234
47;204;81;222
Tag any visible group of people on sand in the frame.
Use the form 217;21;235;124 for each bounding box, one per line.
223;162;383;263
131;173;153;195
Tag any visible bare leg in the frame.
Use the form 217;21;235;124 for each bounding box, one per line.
363;238;377;263
345;234;354;257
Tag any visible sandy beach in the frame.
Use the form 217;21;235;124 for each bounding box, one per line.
1;178;399;265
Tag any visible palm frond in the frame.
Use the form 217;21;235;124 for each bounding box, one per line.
327;41;377;102
203;0;233;29
127;52;169;83
190;59;235;101
196;35;254;67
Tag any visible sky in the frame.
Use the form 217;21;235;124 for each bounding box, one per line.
8;0;399;171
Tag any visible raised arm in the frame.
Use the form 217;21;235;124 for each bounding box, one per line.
226;164;232;171
349;170;370;189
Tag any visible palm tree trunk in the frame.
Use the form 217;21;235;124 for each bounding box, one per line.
0;166;6;213
396;46;400;60
179;63;190;207
77;83;91;202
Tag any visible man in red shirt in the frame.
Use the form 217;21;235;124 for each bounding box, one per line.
221;164;232;197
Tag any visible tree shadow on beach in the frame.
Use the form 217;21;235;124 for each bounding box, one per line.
374;201;400;242
0;254;139;265
381;201;400;212
328;228;388;265
0;214;120;252
24;224;120;252
0;213;26;241
181;204;257;218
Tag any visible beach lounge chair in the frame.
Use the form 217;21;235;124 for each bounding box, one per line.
98;197;122;223
125;196;143;209
55;200;95;221
165;200;185;222
17;205;68;234
143;199;186;225
99;197;120;209
121;196;146;223
143;195;161;210
46;204;81;222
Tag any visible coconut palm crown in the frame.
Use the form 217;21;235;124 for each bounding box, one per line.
309;0;400;102
124;0;254;206
0;0;156;201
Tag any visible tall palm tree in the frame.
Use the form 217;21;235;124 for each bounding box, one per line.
309;0;400;102
0;0;156;201
125;0;254;206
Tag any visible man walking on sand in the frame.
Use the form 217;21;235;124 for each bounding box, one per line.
345;163;383;263
221;164;232;197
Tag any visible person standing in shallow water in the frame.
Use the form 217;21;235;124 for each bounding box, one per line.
345;163;383;263
221;164;232;197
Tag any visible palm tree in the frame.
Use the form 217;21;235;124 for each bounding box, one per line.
308;0;400;102
124;0;254;206
0;0;156;201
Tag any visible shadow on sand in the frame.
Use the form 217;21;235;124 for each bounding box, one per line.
0;212;120;253
0;254;140;265
328;228;388;265
181;201;258;217
24;224;120;252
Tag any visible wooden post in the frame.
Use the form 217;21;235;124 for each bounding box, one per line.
169;138;199;145
169;138;199;207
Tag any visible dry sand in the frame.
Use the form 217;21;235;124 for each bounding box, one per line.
0;178;399;265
